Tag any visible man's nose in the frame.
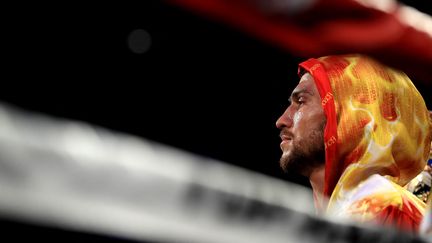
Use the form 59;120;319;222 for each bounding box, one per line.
276;107;293;129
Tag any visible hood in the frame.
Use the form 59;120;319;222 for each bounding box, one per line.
299;55;432;204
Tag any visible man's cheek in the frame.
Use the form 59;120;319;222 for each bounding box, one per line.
293;111;303;125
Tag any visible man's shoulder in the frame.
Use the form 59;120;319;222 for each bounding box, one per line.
343;174;425;230
347;174;424;209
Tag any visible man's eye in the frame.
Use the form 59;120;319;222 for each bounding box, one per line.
298;97;305;104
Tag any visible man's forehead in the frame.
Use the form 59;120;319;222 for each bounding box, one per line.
299;72;313;83
293;73;314;92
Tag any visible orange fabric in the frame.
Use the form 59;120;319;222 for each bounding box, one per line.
299;54;432;232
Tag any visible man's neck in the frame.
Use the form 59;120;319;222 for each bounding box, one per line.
309;165;326;212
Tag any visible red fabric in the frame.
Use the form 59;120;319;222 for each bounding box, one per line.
298;58;339;198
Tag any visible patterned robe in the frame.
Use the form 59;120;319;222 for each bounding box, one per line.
299;55;432;232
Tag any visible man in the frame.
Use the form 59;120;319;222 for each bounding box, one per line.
276;54;432;232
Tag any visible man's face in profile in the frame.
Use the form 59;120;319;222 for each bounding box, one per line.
276;73;326;177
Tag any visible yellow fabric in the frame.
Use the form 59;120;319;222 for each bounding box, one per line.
310;55;432;218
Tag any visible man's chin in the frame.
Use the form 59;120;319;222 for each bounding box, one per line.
279;154;297;173
280;153;310;176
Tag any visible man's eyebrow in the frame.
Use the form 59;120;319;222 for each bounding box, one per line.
288;89;314;103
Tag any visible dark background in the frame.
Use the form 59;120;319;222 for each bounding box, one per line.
1;1;432;242
3;1;432;188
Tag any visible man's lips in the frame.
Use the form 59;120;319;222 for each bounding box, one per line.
279;131;293;141
279;132;293;148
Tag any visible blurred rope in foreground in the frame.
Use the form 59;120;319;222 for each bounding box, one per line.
0;102;428;243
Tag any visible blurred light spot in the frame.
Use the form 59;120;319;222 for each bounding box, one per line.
128;29;152;54
354;0;396;13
